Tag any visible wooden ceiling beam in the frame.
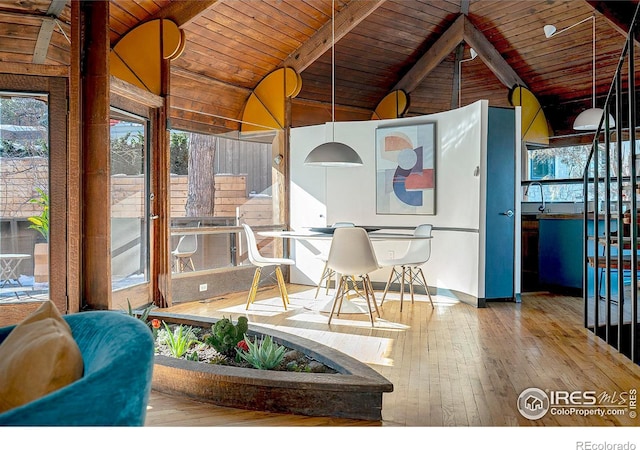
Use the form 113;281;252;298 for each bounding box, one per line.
110;75;163;108
451;1;471;109
32;0;67;64
170;66;251;122
282;0;387;73
0;61;68;77
393;14;464;93
462;16;527;89
149;0;219;27
171;66;251;96
394;14;526;94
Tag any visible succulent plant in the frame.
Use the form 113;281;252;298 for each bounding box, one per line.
204;316;249;357
162;322;200;359
236;334;286;370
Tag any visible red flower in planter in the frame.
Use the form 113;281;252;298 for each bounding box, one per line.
237;340;249;352
151;319;161;329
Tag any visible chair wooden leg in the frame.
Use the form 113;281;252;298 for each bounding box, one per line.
187;257;195;272
246;267;262;310
417;268;434;308
313;263;327;298
326;269;336;296
336;277;347;316
400;266;407;312
408;267;415;304
360;275;377;327
366;275;381;318
381;267;396;304
328;276;346;325
326;269;336;295
275;266;288;310
314;263;333;298
350;276;362;295
344;276;363;300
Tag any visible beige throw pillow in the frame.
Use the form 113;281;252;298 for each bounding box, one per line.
0;301;84;413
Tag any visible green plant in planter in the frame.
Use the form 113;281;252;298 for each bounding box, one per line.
237;334;286;370
203;316;248;357
27;187;49;242
124;300;159;338
125;299;153;323
162;321;200;359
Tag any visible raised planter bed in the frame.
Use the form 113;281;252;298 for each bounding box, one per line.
148;312;393;421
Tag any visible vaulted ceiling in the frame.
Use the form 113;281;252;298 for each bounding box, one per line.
0;0;638;139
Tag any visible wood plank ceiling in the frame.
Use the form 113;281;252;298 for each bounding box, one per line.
0;0;638;137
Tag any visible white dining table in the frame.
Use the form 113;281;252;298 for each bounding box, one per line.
259;229;432;241
258;229;432;314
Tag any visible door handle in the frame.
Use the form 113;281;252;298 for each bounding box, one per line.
149;193;158;220
500;209;514;217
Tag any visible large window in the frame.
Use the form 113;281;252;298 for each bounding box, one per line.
0;92;50;302
168;129;281;275
524;140;639;205
110;109;149;290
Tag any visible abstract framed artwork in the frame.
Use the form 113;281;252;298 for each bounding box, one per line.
375;122;436;215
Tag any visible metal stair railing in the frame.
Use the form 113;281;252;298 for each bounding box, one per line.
582;2;640;365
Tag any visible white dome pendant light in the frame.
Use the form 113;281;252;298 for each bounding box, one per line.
304;0;362;167
573;14;614;130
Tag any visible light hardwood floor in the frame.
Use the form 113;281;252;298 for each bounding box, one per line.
145;285;640;427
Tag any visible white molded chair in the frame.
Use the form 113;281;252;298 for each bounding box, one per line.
378;223;435;311
242;223;295;310
172;222;200;272
315;222;356;298
326;227;381;326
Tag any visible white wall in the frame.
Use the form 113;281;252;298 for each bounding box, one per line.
290;101;490;300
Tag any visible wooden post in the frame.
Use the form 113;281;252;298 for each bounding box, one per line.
67;0;81;313
153;24;172;308
81;0;111;310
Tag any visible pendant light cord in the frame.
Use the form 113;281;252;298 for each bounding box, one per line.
592;13;596;109
331;0;335;141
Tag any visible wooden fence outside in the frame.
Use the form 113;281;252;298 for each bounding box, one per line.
0;157;48;219
1;157;274;225
213;138;272;196
1;158;276;275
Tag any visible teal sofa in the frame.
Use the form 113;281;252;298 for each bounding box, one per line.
0;310;155;426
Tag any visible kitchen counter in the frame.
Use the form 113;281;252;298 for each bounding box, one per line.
533;213;582;219
523;212;609;220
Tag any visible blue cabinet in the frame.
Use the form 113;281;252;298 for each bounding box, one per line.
538;216;618;295
538;217;582;293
